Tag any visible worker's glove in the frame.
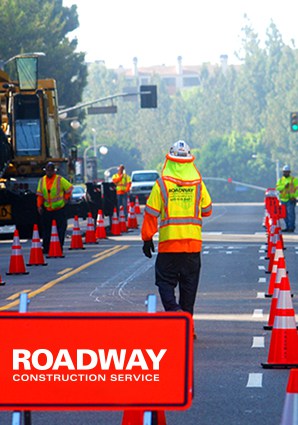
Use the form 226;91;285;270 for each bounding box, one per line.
143;240;155;258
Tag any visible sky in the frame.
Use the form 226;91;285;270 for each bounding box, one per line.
63;0;298;69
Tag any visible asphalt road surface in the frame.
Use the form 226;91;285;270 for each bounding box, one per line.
0;203;297;425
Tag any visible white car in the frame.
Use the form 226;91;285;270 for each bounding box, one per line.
130;170;159;204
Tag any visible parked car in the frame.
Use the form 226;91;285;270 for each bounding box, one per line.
130;170;159;204
67;184;88;219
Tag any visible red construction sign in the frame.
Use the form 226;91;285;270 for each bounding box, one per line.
0;312;193;410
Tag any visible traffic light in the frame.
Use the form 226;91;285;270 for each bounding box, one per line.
290;112;298;132
140;85;157;108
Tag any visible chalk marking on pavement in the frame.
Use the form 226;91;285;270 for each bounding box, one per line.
259;256;266;260
246;373;263;388
258;277;266;283
0;245;128;311
257;292;265;298
202;251;209;255
253;309;264;318
57;268;73;275
226;251;233;254
259;250;265;253
252;336;265;348
258;265;265;271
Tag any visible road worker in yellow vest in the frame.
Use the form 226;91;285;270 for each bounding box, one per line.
112;164;131;219
37;162;73;254
276;164;298;232
141;141;212;337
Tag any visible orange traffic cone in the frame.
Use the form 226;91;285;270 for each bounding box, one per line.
119;205;128;233
95;210;106;239
134;196;141;214
121;410;167;425
47;220;64;258
69;216;85;250
281;369;298;425
111;208;121;236
27;224;47;266
6;229;29;275
85;212;97;244
127;202;138;229
264;275;292;330
266;256;287;298
262;280;298;368
0;274;6;285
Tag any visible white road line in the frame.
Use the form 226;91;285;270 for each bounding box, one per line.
259;256;266;260
226;251;233;254
258;265;266;271
246;373;263;388
253;309;264;318
252;336;265;348
258;277;266;283
257;292;265;299
260;245;267;250
202;251;209;255
259;250;265;253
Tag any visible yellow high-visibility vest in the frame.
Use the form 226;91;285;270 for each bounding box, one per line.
145;157;212;243
37;175;73;210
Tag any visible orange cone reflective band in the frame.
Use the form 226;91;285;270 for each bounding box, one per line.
281;369;298;425
262;287;298;368
27;224;47;266
85;212;97;244
95;210;106;239
47;220;64;258
6;229;29;275
111;208;121;236
119;205;128;233
69;216;85;250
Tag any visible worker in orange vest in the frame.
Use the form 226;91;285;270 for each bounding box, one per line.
36;162;73;254
112;164;131;219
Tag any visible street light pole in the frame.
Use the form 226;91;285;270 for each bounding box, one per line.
92;128;97;157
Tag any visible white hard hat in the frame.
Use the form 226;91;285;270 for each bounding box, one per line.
283;164;291;172
168;140;192;158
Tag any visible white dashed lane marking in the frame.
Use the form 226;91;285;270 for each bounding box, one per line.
246;373;263;388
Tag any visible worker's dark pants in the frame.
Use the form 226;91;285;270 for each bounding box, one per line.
155;252;201;315
41;207;67;253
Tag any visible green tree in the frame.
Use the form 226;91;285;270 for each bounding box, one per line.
0;0;87;107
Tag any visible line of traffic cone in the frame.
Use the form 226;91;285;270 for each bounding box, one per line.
69;215;85;250
95;210;107;239
111;208;121;236
127;202;138;229
27;224;47;266
0;273;6;285
47;220;64;258
121;410;167;425
280;369;298;425
6;229;29;275
119;205;128;233
85;212;97;244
